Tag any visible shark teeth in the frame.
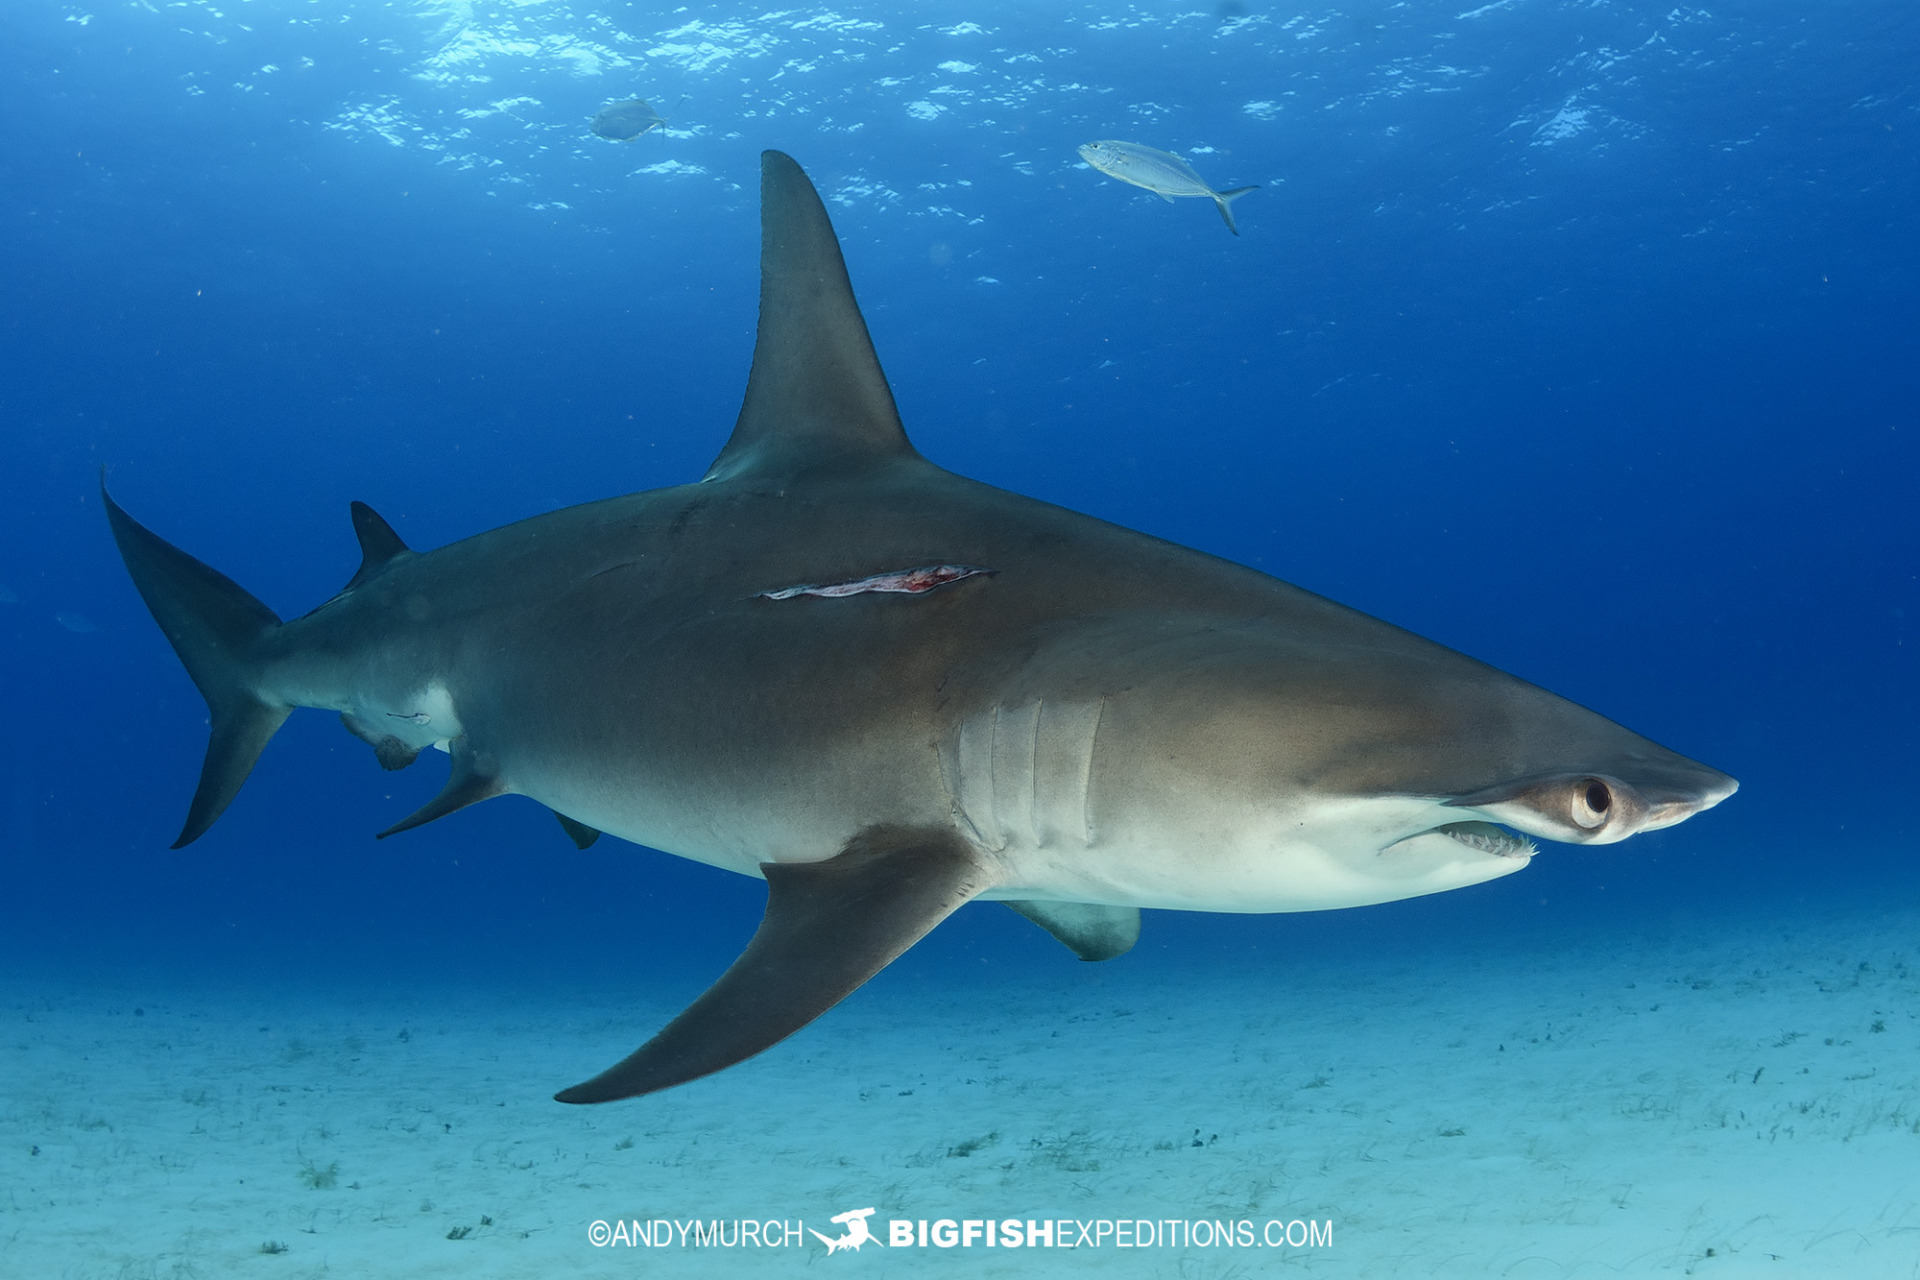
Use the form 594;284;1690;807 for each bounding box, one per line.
1436;820;1536;859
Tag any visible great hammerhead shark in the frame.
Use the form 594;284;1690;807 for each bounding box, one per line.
105;151;1736;1103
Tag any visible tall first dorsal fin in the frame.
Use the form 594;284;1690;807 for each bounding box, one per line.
346;501;410;591
704;151;915;482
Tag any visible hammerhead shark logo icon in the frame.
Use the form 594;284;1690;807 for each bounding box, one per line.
811;1207;882;1254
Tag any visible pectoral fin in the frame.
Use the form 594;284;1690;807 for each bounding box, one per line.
1005;900;1141;961
554;824;990;1103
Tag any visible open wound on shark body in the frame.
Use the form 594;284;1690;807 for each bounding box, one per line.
758;564;995;600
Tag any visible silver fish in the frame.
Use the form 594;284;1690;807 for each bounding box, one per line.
591;98;667;142
1079;139;1260;234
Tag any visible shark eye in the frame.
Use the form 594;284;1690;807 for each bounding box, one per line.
1570;778;1613;829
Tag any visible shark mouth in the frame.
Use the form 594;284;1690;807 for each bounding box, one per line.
1434;820;1536;859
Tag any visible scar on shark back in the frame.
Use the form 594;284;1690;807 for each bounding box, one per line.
758;564;995;600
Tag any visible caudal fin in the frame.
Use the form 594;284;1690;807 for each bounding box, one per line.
1212;185;1259;236
102;484;290;847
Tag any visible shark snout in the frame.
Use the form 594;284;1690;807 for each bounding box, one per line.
1638;767;1739;832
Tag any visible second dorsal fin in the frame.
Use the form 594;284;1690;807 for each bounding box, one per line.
704;151;915;482
346;501;411;590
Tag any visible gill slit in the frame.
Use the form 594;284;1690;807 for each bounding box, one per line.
1081;694;1106;848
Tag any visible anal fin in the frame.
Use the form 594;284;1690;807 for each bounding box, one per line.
554;824;990;1103
1005;900;1141;961
376;742;505;839
554;811;602;849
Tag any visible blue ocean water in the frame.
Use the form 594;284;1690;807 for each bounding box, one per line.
2;0;1916;1273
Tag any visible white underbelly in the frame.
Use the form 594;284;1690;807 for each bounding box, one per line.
981;793;1533;915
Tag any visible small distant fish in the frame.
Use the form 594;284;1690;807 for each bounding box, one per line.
591;98;668;142
1078;140;1259;235
56;611;98;633
0;583;17;604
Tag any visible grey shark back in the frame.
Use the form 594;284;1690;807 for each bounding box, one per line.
106;151;1735;1103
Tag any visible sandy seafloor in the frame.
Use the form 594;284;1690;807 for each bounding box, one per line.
5;901;1918;1279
